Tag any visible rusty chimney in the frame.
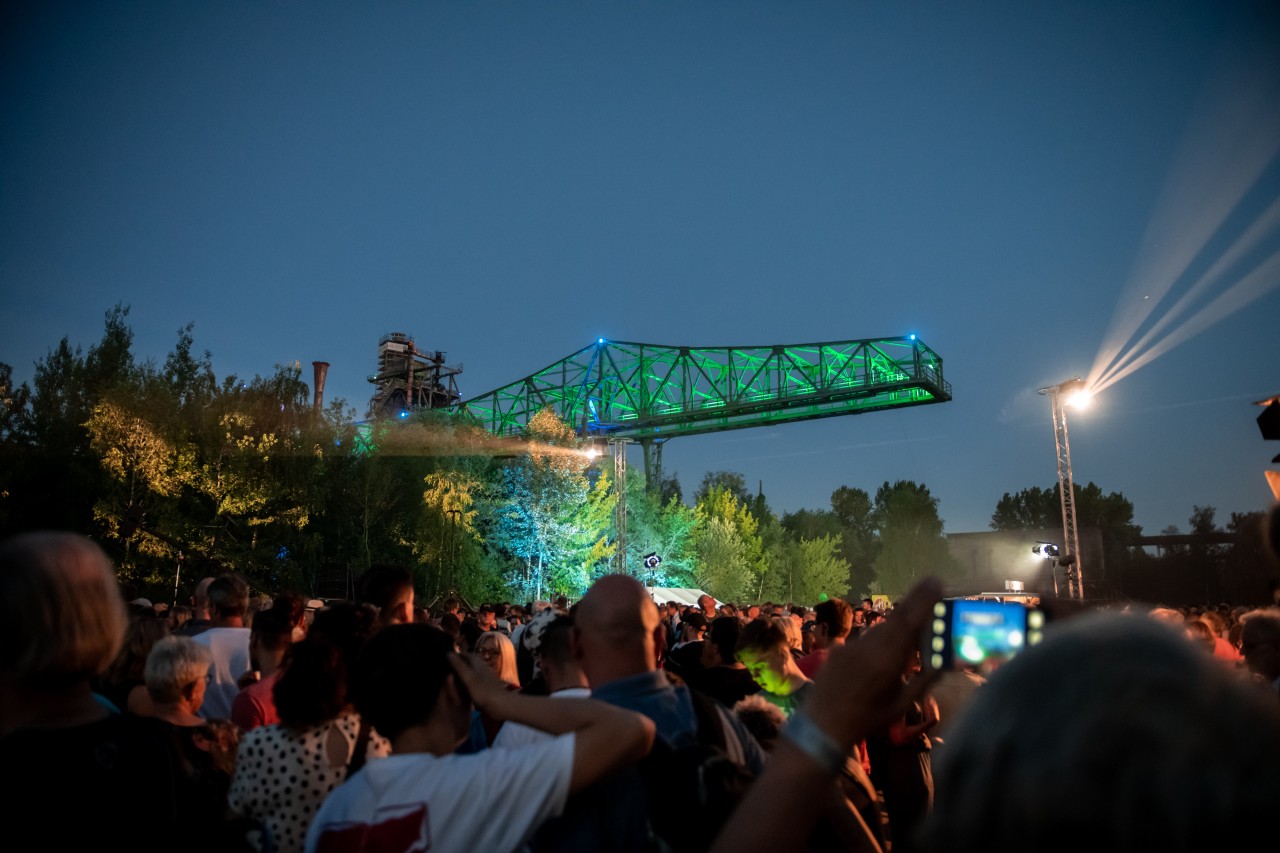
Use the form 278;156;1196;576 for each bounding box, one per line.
312;361;330;416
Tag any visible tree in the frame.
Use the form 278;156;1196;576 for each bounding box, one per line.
17;305;141;534
990;486;1058;530
871;480;956;596
0;363;31;533
1223;511;1272;604
763;533;850;605
692;515;755;602
831;485;878;596
991;481;1141;590
624;478;700;588
85;398;184;579
693;485;764;601
481;408;603;602
695;470;750;506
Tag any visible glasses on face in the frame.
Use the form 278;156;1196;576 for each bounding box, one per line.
476;648;499;659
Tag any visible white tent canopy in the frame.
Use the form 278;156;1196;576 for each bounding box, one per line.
645;587;719;608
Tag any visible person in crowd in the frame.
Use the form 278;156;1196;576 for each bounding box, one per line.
736;614;889;852
494;612;590;747
227;602;392;853
770;611;807;663
494;602;513;636
467;630;521;746
663;609;708;685
709;578;944;853
0;531;179;850
474;630;520;686
439;611;463;652
654;600;678;652
175;576;216;636
868;650;939;853
926;663;985;759
1239;607;1280;695
230;605;294;731
459;604;494;652
698;592;717;617
143;635;242;839
735;619;813;713
850;605;867;637
799;598;854;679
192;572;252;720
1198;608;1243;665
713;578;1280;853
354;564;415;628
567;573;766;850
1184;618;1217;654
95;605;169;716
167;604;193;634
304;623;654;852
915;608;1280;853
733;692;788;751
691;615;761;708
271;591;310;642
245;593;274;627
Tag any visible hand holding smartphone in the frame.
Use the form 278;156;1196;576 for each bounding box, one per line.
924;598;1046;675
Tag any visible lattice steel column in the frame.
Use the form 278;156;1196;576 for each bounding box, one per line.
610;438;631;575
1040;379;1085;599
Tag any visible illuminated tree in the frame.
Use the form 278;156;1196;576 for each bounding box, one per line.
764;534;850;605
481;408;606;601
692;485;763;601
85;399;184;578
693;515;755;602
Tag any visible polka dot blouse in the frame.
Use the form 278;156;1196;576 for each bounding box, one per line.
228;710;392;853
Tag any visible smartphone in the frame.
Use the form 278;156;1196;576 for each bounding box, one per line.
924;598;1045;674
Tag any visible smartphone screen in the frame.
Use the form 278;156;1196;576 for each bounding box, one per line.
925;598;1045;674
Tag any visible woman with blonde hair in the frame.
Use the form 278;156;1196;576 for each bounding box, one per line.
466;631;520;748
474;631;520;687
770;613;806;663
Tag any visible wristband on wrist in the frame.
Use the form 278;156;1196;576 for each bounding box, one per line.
781;710;846;774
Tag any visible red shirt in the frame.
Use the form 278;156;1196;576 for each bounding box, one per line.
231;670;281;731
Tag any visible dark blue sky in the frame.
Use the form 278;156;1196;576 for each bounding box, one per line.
3;2;1277;537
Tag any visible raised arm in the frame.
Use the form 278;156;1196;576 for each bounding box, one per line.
710;577;943;853
450;653;655;793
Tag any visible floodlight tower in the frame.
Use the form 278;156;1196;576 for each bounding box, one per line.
1038;377;1089;599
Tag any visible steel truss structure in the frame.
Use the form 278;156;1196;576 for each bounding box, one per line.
455;336;951;442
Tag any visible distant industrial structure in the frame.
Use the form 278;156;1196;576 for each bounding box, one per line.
366;332;463;419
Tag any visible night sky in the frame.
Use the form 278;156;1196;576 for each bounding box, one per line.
3;2;1277;537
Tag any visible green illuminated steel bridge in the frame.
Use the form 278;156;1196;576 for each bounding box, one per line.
454;336;950;477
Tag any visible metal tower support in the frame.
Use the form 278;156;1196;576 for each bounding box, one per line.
455;336;952;442
641;438;665;493
610;438;630;574
1040;379;1085;599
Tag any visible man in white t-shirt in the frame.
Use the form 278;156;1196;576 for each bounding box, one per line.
192;572;251;721
304;624;653;853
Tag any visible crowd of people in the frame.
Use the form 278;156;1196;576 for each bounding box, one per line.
2;528;1279;853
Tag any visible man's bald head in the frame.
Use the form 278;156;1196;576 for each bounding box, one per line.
574;574;661;682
